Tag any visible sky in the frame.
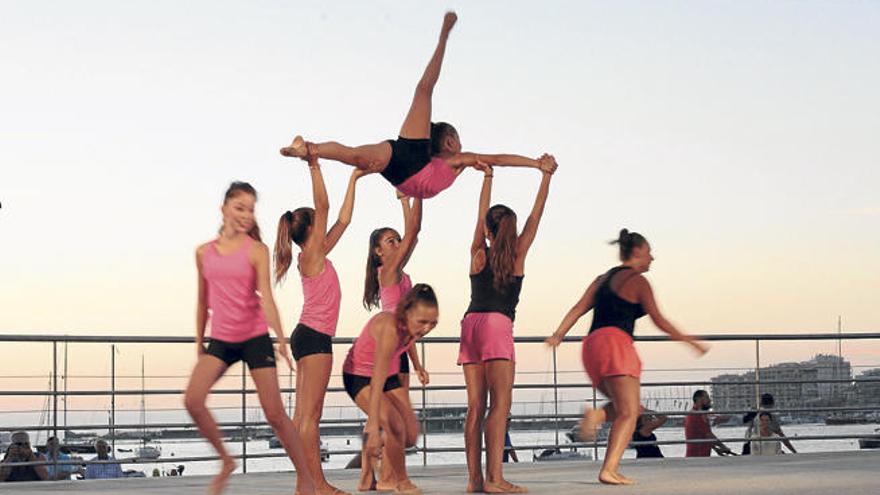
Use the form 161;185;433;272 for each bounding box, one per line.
1;1;879;413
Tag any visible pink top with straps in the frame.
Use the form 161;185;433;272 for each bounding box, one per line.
202;236;268;343
298;254;342;337
379;269;413;313
395;157;457;199
343;314;411;377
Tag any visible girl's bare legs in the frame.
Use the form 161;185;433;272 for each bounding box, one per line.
398;11;457;139
183;355;233;495
352;387;413;492
598;376;640;486
484;359;526;494
250;367;316;493
292;354;346;495
281;138;392;174
463;363;488;493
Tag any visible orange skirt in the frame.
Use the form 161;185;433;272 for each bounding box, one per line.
582;327;642;386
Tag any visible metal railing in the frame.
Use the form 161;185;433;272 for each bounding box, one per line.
1;332;878;474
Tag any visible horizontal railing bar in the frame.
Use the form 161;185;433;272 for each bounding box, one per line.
3;377;877;397
6;406;879;432
0;333;878;344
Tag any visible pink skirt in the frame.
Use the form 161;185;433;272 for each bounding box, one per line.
582;327;642;386
457;312;515;365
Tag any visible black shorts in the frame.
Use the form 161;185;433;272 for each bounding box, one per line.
399;352;410;374
290;323;333;361
380;136;431;186
206;334;276;370
342;372;402;401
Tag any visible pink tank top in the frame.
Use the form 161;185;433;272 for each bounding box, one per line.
298;254;342;337
202;236;268;343
395;157;457;199
343;313;411;377
379;269;412;313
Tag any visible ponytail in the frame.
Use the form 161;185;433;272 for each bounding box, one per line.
486;204;518;292
609;228;647;261
395;283;439;323
273;207;314;284
363;228;395;310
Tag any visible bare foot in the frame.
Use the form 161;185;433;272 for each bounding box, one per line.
316;483;351;495
466;478;484;493
208;457;237;495
484;480;528;493
394;479;422;495
613;472;636;485
441;11;457;36
357;474;376;492
280;135;308;158
579;409;604;442
598;470;623;486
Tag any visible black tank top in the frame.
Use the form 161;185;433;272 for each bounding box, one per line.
632;430;664;458
465;253;524;321
588;266;646;336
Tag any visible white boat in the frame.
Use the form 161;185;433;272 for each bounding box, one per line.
135;445;162;460
269;438;329;461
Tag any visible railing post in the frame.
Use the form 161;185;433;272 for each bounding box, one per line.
110;344;116;453
420;340;427;467
755;339;761;409
52;340;58;476
592;386;598;461
241;365;247;474
52;341;58;439
552;345;559;450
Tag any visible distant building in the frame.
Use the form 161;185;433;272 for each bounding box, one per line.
855;368;880;404
711;354;851;414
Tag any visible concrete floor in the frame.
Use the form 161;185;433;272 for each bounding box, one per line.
7;450;879;494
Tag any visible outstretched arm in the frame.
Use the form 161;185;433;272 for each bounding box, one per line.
448;152;558;173
546;278;599;347
471;164;493;256
385;196;422;277
636;277;708;356
515;164;555;271
324;169;362;255
300;156;329;276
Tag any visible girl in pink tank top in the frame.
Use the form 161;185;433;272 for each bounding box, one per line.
279;12;557;199
363;195;429;393
342;284;439;493
185;182;314;494
274;155;361;495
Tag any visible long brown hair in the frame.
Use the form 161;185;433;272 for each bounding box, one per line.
486;204;518;292
609;228;648;261
273;207;315;284
363;227;397;310
394;283;439;325
222;181;261;241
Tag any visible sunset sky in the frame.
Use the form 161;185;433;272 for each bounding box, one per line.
2;1;878;414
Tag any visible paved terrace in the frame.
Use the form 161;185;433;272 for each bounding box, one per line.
7;451;878;495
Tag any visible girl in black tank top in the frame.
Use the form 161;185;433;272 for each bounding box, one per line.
459;162;556;493
545;229;708;486
589;266;647;337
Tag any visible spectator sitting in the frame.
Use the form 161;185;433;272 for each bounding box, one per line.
742;393;797;455
632;410;667;458
85;440;123;479
0;431;48;482
750;412;783;456
45;436;84;481
684;390;734;457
